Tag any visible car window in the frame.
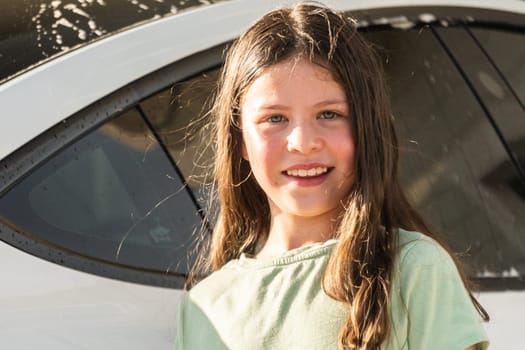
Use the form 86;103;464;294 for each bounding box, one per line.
140;69;220;211
470;27;525;109
0;108;201;276
363;27;525;280
434;26;525;177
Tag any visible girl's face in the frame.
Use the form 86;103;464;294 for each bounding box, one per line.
240;58;355;222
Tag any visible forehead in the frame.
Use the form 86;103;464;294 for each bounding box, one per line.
259;57;337;84
241;58;346;104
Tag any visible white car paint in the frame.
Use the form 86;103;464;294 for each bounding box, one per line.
0;240;183;349
1;0;524;349
480;291;525;348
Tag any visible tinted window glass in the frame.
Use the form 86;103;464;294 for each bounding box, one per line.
141;69;219;210
471;27;525;108
435;26;525;175
364;28;525;279
0;108;200;274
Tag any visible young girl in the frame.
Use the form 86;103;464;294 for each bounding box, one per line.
175;4;489;350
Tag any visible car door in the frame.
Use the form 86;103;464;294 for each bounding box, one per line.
1;2;524;349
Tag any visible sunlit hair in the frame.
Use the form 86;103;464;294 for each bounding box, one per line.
190;3;488;349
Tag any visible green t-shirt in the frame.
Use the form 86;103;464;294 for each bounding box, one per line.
175;229;489;349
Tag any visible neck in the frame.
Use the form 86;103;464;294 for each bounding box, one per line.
256;210;339;258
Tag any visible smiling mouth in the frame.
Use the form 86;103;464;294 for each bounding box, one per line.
285;167;330;177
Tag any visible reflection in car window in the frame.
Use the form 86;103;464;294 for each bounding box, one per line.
363;28;525;279
435;26;525;178
141;69;219;212
0;108;200;275
471;27;525;109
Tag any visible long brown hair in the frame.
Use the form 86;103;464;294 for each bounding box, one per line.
193;3;488;349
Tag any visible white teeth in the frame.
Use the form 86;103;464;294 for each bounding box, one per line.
286;167;328;177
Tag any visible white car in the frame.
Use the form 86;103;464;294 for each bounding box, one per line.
1;0;524;348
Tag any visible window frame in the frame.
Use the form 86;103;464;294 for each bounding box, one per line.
2;10;525;291
0;44;225;288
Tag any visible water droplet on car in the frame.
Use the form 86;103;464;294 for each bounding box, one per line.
419;13;436;23
78;30;87;40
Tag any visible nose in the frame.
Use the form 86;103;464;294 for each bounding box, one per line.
287;123;323;154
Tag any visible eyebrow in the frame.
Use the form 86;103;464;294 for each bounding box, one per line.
256;104;289;111
313;99;348;107
257;100;348;111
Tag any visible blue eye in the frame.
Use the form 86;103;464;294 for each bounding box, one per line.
319;111;338;120
267;115;285;123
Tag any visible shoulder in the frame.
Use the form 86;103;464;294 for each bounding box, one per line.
176;265;241;349
388;230;489;349
393;229;463;294
397;228;445;255
392;229;476;316
396;229;455;272
187;260;242;304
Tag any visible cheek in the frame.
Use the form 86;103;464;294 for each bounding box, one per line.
333;131;356;174
243;136;281;180
250;143;278;171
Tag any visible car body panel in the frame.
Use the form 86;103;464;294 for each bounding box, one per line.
1;0;524;349
479;291;525;348
0;240;183;349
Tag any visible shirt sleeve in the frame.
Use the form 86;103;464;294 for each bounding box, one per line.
388;236;489;350
174;295;185;350
173;288;232;350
